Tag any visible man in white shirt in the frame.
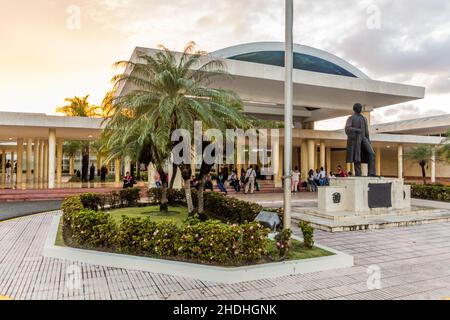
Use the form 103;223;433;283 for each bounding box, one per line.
244;165;257;194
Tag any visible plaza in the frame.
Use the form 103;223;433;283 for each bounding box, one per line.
1;42;449;191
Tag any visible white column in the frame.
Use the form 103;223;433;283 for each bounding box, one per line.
1;149;5;179
272;135;282;187
398;145;403;179
376;146;381;176
307;140;315;173
326;147;331;174
16;139;24;185
39;140;45;180
148;163;156;188
124;156;131;175
43;142;48;181
300;140;308;181
48;130;56;189
320;141;326;170
26;138;33;181
431;146;436;183
34;140;40;182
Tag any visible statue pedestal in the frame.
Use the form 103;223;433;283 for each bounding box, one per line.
318;177;411;214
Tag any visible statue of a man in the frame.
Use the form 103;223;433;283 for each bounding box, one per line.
345;103;376;177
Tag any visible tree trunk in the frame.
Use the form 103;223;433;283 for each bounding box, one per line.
184;179;194;216
197;179;204;214
159;169;168;212
420;163;427;185
169;163;177;190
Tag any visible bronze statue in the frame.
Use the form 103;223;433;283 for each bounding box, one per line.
345;103;376;177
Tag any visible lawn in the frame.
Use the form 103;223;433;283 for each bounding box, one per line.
267;239;333;261
106;205;189;225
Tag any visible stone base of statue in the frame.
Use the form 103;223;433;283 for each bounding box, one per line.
292;177;450;232
319;177;411;213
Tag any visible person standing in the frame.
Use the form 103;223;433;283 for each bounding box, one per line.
291;166;301;192
89;163;96;181
100;165;108;182
5;160;11;180
308;169;318;192
244;165;257;194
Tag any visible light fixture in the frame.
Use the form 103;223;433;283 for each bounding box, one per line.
88;135;93;138
386;145;391;149
8;138;13;141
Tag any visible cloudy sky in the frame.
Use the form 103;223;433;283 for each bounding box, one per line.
1;0;449;129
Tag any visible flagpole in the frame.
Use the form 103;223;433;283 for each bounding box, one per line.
283;0;293;230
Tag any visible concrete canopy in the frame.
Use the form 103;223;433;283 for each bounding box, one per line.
116;42;425;124
0;111;103;143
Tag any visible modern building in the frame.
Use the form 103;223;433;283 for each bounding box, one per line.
1;42;449;189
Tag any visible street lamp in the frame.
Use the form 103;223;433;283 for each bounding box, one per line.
283;0;293;230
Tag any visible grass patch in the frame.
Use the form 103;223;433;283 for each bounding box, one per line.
266;239;333;261
55;219;66;247
106;205;189;225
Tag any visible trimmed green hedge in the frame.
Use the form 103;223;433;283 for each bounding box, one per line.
60;196;269;264
411;184;450;202
147;188;263;224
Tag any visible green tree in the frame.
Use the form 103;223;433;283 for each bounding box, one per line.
106;42;249;215
56;95;101;182
404;145;434;184
439;128;450;163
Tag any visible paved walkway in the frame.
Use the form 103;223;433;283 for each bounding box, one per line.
0;201;62;222
1;212;450;300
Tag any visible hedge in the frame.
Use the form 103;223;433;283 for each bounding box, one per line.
60;198;270;264
147;188;263;223
410;184;450;202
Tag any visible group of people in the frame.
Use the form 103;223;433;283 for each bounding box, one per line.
189;166;260;195
301;164;353;192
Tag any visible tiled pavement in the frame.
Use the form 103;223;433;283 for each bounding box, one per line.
1;212;450;300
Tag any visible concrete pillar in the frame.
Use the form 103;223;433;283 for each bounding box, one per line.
48;130;56;189
277;146;284;187
376;146;381;176
431;146;436;183
115;158;121;183
326;147;332;174
363;111;371;126
148;163;156;188
34;140;40;182
347;163;352;174
320;141;326;170
124;156;131;175
272;136;282;187
26;138;33;181
307;140;315;173
300;140;308;181
69;157;75;176
44;142;48;181
56;139;63;185
1;149;5;179
39;140;44;180
397;145;403;179
16;139;24;185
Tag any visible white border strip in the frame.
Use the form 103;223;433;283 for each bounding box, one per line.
44;214;353;284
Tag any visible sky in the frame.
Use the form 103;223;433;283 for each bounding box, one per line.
0;0;449;130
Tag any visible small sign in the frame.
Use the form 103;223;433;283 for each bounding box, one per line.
255;211;281;231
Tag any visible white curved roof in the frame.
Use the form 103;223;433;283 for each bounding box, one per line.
211;41;370;80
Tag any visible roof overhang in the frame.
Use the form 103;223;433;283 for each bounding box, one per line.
116;47;425;123
0;112;104;142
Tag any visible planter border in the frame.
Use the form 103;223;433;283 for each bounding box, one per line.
43;213;353;284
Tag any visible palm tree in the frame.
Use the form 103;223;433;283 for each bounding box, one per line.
56;95;102;182
439;128;450;163
404;145;433;184
107;42;249;215
63;141;81;176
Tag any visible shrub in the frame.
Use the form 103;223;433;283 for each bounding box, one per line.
79;193;101;211
299;221;314;249
202;192;262;223
411;184;450;202
116;216;157;254
119;188;141;207
274;229;292;258
109;191;120;209
147;188;186;205
61;195;83;236
70;209;116;248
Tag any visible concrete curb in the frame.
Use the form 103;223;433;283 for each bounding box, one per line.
43;214;354;284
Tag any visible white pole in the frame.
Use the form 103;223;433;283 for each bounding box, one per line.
48;129;56;189
284;0;293;230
